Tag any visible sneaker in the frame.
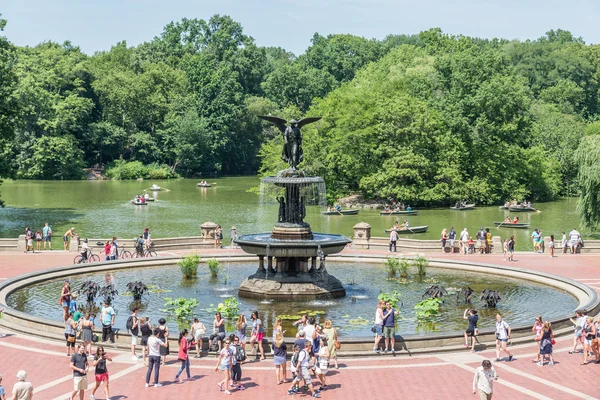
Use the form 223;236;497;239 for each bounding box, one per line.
537;361;543;366
372;348;380;353
508;355;513;362
495;358;501;362
383;349;388;354
224;390;231;395
312;393;321;398
217;383;223;391
292;387;299;392
155;383;163;388
145;384;149;388
237;385;246;390
303;385;309;391
287;389;296;395
548;361;554;366
391;349;396;354
132;355;138;361
90;395;95;400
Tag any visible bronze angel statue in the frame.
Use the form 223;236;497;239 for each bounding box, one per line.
258;116;321;170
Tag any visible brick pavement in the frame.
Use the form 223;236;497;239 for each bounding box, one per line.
0;249;599;399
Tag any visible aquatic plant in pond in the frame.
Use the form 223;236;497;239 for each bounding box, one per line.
161;297;198;325
422;285;447;299
79;281;100;303
414;298;442;320
178;254;200;279
378;291;402;309
206;258;221;278
385;257;400;277
414;256;429;277
125;281;149;301
99;284;118;305
206;296;240;318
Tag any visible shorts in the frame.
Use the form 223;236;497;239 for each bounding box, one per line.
65;333;76;347
449;239;455;247
383;326;395;338
466;327;475;337
27;239;33;246
219;363;230;371
131;335;138;345
44;236;51;242
63;236;69;243
62;301;69;307
478;240;485;248
256;332;264;342
497;338;508;343
141;336;150;346
374;324;383;336
95;372;109;382
73;375;88;391
584;338;592;346
300;367;312;384
273;355;286;366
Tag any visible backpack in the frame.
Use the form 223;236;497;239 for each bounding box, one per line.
125;315;134;331
291;351;300;368
210;336;220;352
234;345;246;362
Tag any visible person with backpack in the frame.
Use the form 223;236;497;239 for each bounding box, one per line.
288;340;320;397
139;317;152;364
272;332;288;384
127;308;140;361
175;329;195;382
289;344;301;392
228;334;246;390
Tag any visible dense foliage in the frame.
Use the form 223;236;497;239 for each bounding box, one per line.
1;15;600;216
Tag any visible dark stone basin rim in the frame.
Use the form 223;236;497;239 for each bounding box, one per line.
0;254;596;345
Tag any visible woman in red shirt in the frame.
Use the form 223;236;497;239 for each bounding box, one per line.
175;329;195;382
104;241;111;261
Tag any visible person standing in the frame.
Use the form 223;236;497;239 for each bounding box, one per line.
272;332;287;384
485;228;492;254
11;370;33;400
63;227;75;251
143;228;151;250
448;227;456;253
569;228;581;254
536;321;555;366
70;344;88;400
24;227;33;254
80;312;94;356
42;222;52;250
315;337;329;391
100;301;115;344
372;300;385;353
60;280;71;322
0;374;4;400
549;235;555;258
382;301;398;353
109;237;118;260
175;329;195;382
140;317;152;364
129;308;140;360
531;315;543;363
495;314;513;362
157;318;169;365
91;345;112;400
440;228;447;254
460;228;469;255
582;316;596;365
146;328;168;388
215;225;223;248
472;360;498;400
191;317;207;358
507;236;515;262
476;227;486;254
231;226;238;248
235;314;247;354
569;310;586;354
34;230;42;252
561;232;567;254
215;338;233;395
322;320;339;369
389;229;398;252
65;312;77;356
463;309;478;352
250;311;265;360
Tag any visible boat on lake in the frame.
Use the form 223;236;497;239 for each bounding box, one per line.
131;200;148;206
450;203;476;210
150;184;161;191
384;225;428;234
494;222;529;229
379;210;419;216
508;206;538;212
321;209;360;215
197;183;212;187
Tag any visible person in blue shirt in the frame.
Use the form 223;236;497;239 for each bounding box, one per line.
69;293;78;314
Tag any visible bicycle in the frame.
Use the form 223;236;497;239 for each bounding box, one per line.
73;249;100;264
118;247;132;259
132;245;158;258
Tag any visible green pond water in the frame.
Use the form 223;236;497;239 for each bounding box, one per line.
0;177;588;250
6;262;578;337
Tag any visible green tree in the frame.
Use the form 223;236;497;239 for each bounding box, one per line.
576;135;600;229
18;135;85;179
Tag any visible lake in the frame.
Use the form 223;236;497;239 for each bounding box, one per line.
0;177;587;250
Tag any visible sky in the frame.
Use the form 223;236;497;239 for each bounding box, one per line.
2;0;600;55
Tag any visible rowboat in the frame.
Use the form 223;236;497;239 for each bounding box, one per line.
150;185;161;191
143;197;155;202
197;183;212;187
384;225;429;234
508;206;538;212
321;209;360;215
379;210;419;216
450;204;476;210
494;222;529;229
131;200;148;206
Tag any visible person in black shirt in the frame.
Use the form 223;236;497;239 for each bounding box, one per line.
70;344;88;400
91;345;113;400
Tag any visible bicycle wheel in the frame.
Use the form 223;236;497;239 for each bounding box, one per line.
73;255;83;264
121;250;132;259
90;254;100;262
146;250;158;257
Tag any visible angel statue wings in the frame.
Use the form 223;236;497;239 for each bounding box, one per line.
258;116;322;170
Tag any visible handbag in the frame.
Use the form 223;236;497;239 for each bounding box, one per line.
550;339;556;345
371;326;377;333
92;334;99;343
334;339;341;350
474;328;479;336
67;335;76;343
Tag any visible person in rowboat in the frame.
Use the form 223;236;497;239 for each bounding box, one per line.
503;216;511;223
393;221;400;230
512;217;519;224
402;220;409;229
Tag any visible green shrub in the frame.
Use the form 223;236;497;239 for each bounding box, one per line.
105;160;178;180
414;256;429;276
178;255;200;279
385;257;400;276
207;258;221;278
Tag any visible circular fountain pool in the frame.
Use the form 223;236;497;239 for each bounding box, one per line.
6;261;578;337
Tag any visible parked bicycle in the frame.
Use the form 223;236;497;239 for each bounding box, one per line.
132;243;157;258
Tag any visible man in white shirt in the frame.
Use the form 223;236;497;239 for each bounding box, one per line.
569;229;580;254
460;228;469;254
146;328;168;388
472;360;498;400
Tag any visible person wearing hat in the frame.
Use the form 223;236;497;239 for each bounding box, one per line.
79;238;89;263
11;370;33;400
63;227;75;251
477;227;487;254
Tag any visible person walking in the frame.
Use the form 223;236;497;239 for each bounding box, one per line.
287;340;320;398
229;334;246;390
495;314;513;362
591;316;600;364
463;309;478;352
569;310;586;354
582;316;596;365
215;338;233;395
100;301;115;344
146;328;168;388
531;315;543;363
175;329;195;382
91;345;112;400
191;317;207;358
249;311;265;360
372;300;385;353
70;344;88;400
11;370;33;400
536;321;555;366
315;337;329;391
272;332;288;384
42;222;52;250
382;301;398;353
389;229;398;252
472;360;498;400
0;373;4;400
322;320;339;369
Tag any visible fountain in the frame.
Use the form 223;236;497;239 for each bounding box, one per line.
235;116;351;300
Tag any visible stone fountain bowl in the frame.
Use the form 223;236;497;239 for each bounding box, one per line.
234;232;351;258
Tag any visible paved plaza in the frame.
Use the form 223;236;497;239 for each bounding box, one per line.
0;249;598;400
